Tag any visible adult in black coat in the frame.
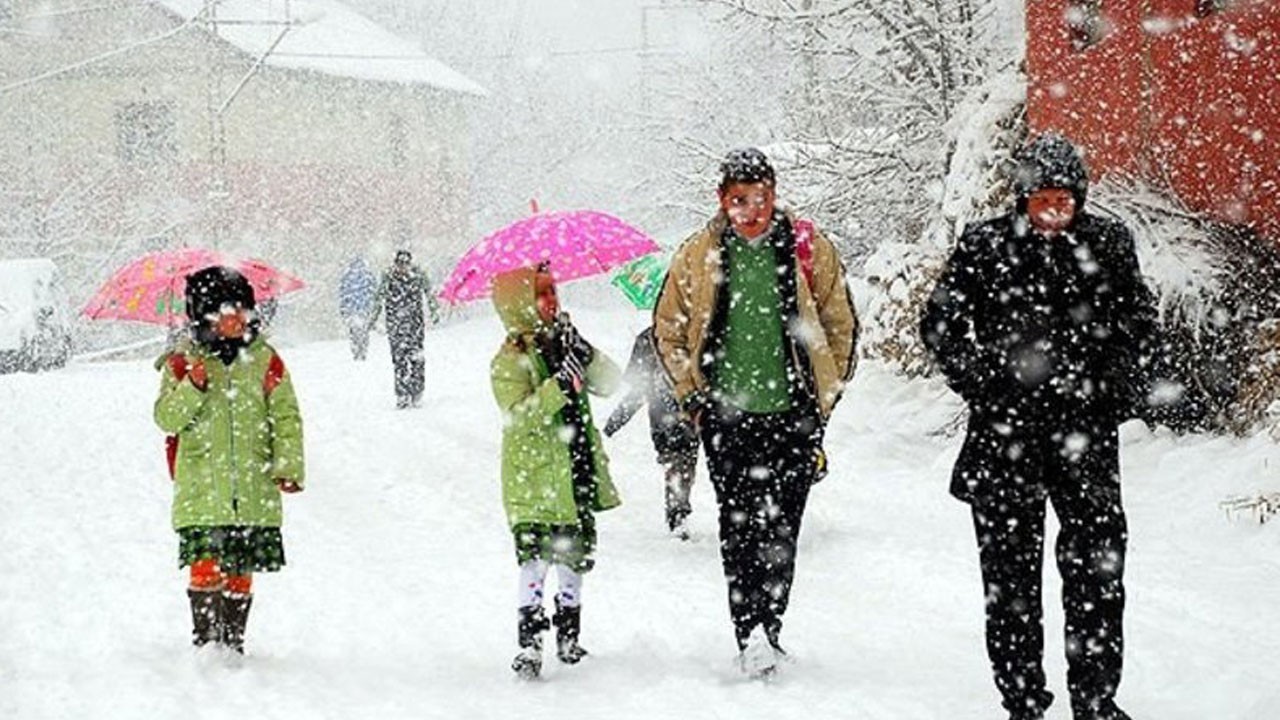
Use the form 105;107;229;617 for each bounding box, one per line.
603;327;700;536
921;133;1153;720
369;250;440;409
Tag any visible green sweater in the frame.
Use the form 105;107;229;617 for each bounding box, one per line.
716;234;792;413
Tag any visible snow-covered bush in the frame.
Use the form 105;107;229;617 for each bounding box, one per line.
1091;181;1280;433
858;66;1026;375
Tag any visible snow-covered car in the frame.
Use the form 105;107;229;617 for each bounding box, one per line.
0;258;73;373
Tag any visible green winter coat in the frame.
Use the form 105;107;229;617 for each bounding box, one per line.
154;337;305;530
490;268;622;529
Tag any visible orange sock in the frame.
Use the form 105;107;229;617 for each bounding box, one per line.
225;574;253;596
189;558;224;591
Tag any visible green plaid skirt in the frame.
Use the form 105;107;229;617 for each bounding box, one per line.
177;526;286;575
511;517;596;574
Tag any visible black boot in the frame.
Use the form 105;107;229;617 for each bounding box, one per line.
220;593;253;654
553;599;588;664
1071;698;1131;720
512;606;549;679
1008;690;1054;720
763;618;787;657
187;589;222;647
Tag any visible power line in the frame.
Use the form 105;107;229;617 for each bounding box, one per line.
0;7;210;95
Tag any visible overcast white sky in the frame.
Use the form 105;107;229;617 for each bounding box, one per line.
364;0;710;86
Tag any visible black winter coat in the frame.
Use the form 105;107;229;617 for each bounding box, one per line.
604;328;698;459
921;212;1159;431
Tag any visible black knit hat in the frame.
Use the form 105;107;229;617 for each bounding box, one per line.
719;147;776;190
184;265;256;324
1011;132;1090;211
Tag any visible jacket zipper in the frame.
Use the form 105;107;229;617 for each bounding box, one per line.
226;365;239;520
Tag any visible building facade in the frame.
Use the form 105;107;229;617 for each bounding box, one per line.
1026;0;1279;242
0;0;485;339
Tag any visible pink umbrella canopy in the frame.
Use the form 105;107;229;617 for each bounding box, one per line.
438;210;662;304
82;248;305;325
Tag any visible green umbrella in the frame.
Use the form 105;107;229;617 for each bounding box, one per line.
610;252;670;310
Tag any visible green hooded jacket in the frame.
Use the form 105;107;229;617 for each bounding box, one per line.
154;337;305;530
490;268;622;529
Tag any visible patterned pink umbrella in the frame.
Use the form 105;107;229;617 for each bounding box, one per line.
438;209;661;304
82;248;305;325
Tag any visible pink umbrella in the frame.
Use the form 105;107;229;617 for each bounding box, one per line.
438;209;661;304
82;248;305;325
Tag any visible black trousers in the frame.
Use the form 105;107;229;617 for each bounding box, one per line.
967;422;1127;716
389;335;425;404
661;448;697;530
701;405;817;648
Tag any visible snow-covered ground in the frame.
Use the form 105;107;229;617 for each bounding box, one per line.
2;306;1278;719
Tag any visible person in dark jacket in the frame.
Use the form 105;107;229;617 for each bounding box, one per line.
603;326;700;538
369;250;440;408
920;133;1154;720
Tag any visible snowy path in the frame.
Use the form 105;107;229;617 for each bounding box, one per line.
3;309;1279;719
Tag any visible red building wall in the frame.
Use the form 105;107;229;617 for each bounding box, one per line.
1027;0;1280;242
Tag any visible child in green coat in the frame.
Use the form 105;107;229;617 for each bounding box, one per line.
154;266;304;654
489;264;621;679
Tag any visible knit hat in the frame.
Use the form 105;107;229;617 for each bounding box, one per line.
719;147;776;190
1011;132;1090;212
185;265;256;325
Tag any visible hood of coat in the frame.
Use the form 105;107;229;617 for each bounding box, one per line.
491;266;546;337
1012;132;1090;214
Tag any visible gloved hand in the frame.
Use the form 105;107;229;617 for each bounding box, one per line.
554;351;586;395
556;314;594;368
812;447;828;484
681;391;708;428
188;359;208;391
602;417;620;437
276;479;303;494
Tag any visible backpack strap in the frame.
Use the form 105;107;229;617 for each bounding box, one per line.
263;352;286;397
162;353;188;481
793;218;815;290
166;353;189;382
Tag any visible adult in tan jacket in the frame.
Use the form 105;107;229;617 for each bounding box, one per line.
652;147;857;676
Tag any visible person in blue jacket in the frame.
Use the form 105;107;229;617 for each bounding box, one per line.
338;257;377;361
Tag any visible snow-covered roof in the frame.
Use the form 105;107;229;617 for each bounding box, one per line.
153;0;487;96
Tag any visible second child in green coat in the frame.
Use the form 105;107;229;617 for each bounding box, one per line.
489;264;621;680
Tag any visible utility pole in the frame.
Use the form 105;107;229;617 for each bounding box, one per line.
800;0;819;136
201;0;295;248
204;0;229;248
639;2;699;118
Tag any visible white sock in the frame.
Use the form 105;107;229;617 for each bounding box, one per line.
554;564;583;608
517;560;549;609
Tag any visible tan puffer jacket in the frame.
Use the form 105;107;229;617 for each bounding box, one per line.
652;212;858;419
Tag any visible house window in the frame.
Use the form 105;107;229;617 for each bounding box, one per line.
115;102;176;163
1196;0;1231;16
1067;0;1105;50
